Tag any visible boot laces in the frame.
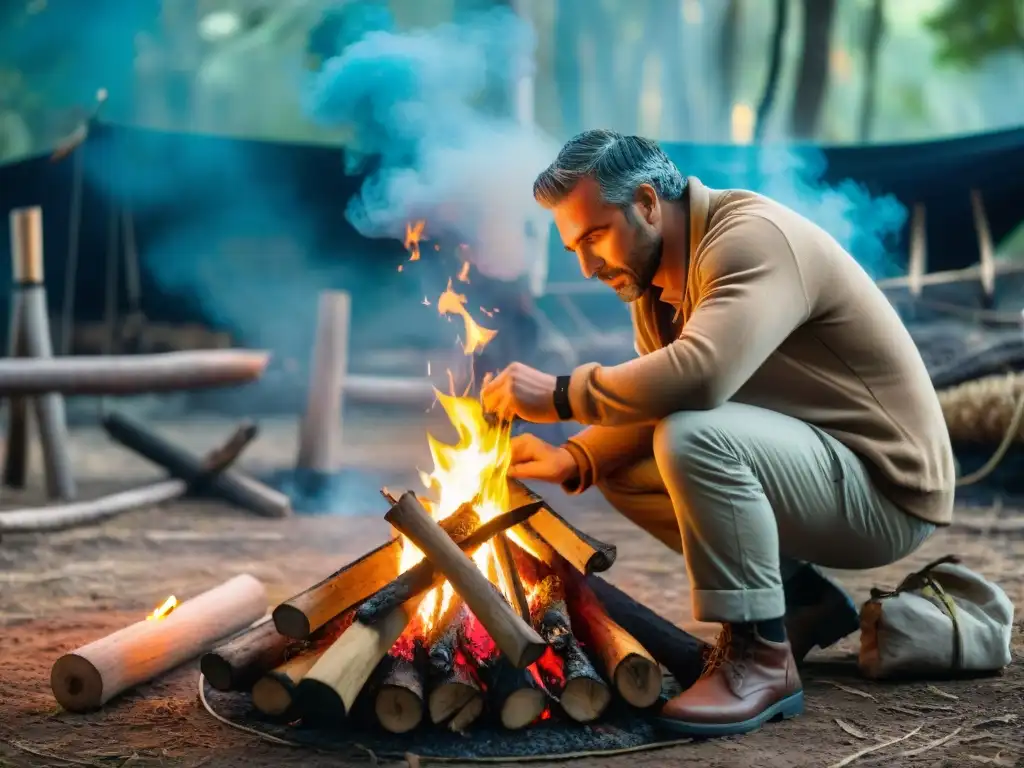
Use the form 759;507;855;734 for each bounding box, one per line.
702;624;757;681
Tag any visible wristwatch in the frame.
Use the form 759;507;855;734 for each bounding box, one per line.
553;375;573;421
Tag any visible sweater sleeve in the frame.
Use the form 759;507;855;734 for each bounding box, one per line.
567;217;811;426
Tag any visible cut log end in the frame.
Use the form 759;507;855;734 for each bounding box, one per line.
272;604;312;641
50;654;103;712
429;682;479;725
448;693;484;732
375;684;424;734
562;677;612;723
500;688;547;730
252;675;295;718
614;654;662;708
295;679;346;723
198;654;234;693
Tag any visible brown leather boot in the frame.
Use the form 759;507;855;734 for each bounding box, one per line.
657;624;804;737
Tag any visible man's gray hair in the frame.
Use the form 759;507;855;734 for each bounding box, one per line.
533;129;687;208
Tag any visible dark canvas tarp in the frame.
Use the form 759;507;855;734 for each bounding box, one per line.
0;121;1023;336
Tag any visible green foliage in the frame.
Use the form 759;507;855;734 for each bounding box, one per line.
925;0;1024;68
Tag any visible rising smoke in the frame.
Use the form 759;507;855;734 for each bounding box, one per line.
304;5;558;282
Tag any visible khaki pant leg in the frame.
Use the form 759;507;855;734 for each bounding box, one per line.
651;403;937;624
596;456;683;554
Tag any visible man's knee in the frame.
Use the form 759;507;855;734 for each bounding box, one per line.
652;409;739;487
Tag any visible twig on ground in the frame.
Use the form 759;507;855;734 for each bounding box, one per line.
900;727;962;757
834;719;873;741
815;680;877;701
3;739;107;767
827;725;923;768
926;684;959;700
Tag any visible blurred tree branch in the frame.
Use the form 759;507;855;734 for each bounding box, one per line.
857;0;885;142
789;0;836;139
754;0;788;142
926;0;1024;68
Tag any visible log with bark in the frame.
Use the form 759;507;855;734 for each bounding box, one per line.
354;500;543;626
0;350;269;396
200;616;292;693
460;611;547;731
586;575;708;690
385;492;547;670
2;421;259;535
102;410;290;519
529;574;611;723
373;636;426;734
425;602;482;730
51;574;268;712
508;479;616;574
275;500;482;639
296;596;422;721
562;568;662;709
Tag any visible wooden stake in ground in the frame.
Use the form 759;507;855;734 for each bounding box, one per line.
296;596;421;721
563;567;662;708
1;421;258;536
51;574;268;712
425;602;482;730
102;410;290;518
4;206;75;500
385;492;547;669
296;291;349;479
508;480;616;574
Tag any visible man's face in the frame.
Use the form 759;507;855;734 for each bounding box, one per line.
550;177;662;302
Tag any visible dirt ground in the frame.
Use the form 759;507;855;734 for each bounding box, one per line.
0;414;1022;768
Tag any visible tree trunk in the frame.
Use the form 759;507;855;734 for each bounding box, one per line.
716;0;743;137
755;0;790;142
789;0;837;139
554;0;584;136
857;0;886;142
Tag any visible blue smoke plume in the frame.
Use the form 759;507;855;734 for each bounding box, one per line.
304;5;558;282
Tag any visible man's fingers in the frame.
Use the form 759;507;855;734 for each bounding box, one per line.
510;434;539;462
508;461;546;479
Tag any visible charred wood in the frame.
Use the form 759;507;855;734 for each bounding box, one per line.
425;602;482;730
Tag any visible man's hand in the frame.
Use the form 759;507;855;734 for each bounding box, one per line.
508;434;578;484
481;362;559;423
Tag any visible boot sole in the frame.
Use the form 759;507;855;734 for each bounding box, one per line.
654;690;805;738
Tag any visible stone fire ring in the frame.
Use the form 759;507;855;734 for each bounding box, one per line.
199;674;693;762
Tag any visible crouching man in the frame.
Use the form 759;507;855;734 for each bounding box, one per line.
481;129;954;737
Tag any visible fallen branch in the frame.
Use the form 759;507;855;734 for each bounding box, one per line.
0;350;269;396
828;726;924;768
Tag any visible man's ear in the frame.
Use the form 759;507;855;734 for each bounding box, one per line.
634;184;658;224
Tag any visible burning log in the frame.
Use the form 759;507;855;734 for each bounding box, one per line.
354;500;544;626
374;635;426;734
509;480;616;574
586;576;708;690
562;568;662;709
2;421;259;535
275;500;482;640
528;574;611;724
51;574;268;712
252;648;324;719
461;611;547;731
102;410;291;519
493;533;531;622
385;492;547;670
425;602;482;730
0;350;269;396
296;596;421;721
200;616;291;693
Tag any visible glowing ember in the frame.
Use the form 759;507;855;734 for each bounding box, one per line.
146;595;178;621
457;261;471;283
437;279;498;355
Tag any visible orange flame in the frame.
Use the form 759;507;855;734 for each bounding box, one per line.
404;220;426;261
457;261;471;283
436;279;498;355
146;595;178;621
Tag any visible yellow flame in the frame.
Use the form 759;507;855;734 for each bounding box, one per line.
436;278;498;355
457;261;471;283
146;595;178;621
404;220;426;261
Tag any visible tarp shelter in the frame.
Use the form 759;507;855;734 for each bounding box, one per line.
0;121;1022;347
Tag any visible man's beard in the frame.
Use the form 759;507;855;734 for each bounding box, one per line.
599;223;662;303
